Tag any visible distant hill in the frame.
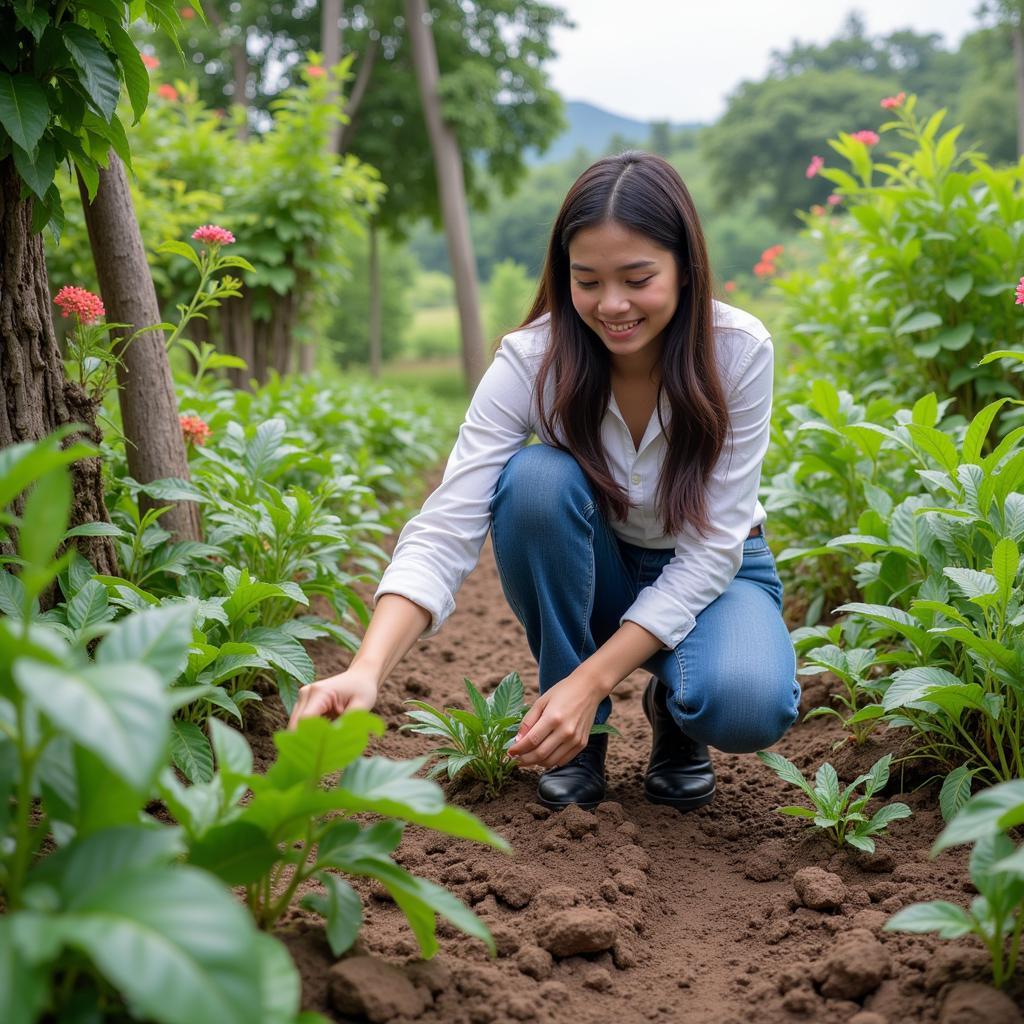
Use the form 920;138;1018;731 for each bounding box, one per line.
528;100;702;165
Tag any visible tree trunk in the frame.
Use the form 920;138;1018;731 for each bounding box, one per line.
1013;18;1024;158
0;158;117;580
231;39;250;142
77;156;202;544
336;36;379;156
322;0;343;153
219;289;254;389
404;0;486;392
368;220;382;378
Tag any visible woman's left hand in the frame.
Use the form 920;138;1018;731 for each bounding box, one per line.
508;672;606;769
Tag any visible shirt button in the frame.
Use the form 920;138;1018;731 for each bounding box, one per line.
631;473;641;485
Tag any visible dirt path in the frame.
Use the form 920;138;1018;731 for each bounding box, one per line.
276;531;1023;1024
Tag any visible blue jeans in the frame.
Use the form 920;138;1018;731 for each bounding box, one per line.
490;445;800;753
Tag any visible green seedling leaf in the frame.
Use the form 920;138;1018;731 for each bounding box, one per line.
170;720;214;784
939;766;976;822
188;822;279;886
884;901;974;938
301;875;363;957
95;603;193;685
265;711;385;790
934;780;1024;853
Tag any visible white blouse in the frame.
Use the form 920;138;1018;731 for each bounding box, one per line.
375;300;772;652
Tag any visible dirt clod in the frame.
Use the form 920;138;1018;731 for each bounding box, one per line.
793;866;848;911
516;943;554;980
811;928;889;1000
939;982;1023;1024
328;956;428;1022
536;908;619;957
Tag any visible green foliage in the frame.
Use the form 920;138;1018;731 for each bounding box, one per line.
0;438;309;1024
886;779;1024;987
756;751;912;853
403;672;618;797
162;712;506;957
485;259;534;340
0;0;193;233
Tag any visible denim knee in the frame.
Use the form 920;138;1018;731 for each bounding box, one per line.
491;445;592;531
680;673;800;753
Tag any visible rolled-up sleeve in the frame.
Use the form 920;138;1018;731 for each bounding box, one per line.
374;336;535;637
619;335;774;650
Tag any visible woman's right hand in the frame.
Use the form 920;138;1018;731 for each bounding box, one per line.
287;665;380;728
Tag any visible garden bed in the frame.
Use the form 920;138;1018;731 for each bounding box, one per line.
244;534;1024;1024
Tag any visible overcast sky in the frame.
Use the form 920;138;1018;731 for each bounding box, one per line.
547;1;983;123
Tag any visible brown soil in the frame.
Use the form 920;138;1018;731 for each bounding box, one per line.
252;529;1024;1024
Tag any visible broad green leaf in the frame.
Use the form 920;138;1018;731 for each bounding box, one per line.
105;20;149;123
939;766;975;822
906;424;959;475
66;578;112;633
209;718;253;777
934;780;1024;852
895;311;943;335
464;678;490;723
95;603;193;685
815;762;840;809
20;467;71;573
943;272;973;302
58;866;265;1024
755;750;814;798
0;916;50;1024
992;845;1024;880
301;874;362;957
883;666;965;711
12;137;56;201
170;720;214;784
863;753;892;797
991;538;1019;606
12;660;167;787
253;931;302;1024
187;822;279;886
963;399;1009;464
865;802;912;832
0;72;49;153
242;627;314;685
943;567;998;602
62;25;120;122
884;901;974;938
265;711;384;790
777;805;816;818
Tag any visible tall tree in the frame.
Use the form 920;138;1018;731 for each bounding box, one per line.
0;1;188;573
405;0;485;389
981;1;1024;156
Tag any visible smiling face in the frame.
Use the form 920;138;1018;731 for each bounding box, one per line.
568;219;681;376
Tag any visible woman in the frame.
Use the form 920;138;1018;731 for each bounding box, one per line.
290;151;800;812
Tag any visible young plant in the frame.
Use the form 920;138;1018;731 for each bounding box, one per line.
756;751;911;852
403;672;617;797
798;642;888;747
886;779;1024;988
160;713;507;959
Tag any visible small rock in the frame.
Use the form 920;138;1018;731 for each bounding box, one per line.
794;866;848;912
538;981;569;1003
615;869;645;895
560;804;598;838
606;845;652;874
490;870;533;909
812;928;889;1000
744;840;788;882
525;802;550;819
859;850;896;873
405;958;450;996
582;966;614;992
940;982;1023;1024
536;908;618;958
599;878;619;903
596;801;624;821
781;986;820;1014
535;884;577;910
848;909;889;933
612;941;637;969
489;922;520;957
516;945;553;980
328;957;427;1023
505;996;537;1021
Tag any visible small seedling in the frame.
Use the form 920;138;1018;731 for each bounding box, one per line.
756;750;911;852
403;671;617;797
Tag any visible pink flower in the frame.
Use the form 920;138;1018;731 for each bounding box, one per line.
723;280;737;294
1016;277;1024;305
192;224;236;246
180;415;211;446
157;84;179;101
141;54;160;70
306;65;327;78
850;130;880;146
827;193;842;206
761;245;784;262
180;6;195;19
881;92;905;110
54;285;105;325
805;155;824;179
753;261;775;278
810;204;825;216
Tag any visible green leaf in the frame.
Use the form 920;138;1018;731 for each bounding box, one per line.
865;802;912;832
0;916;50;1024
895;311;943;335
883;666;966;711
0;72;49;153
939;766;975;822
755;750;815;799
933;323;973;352
95;603;193;685
302;874;363;957
187;822;279;886
265;711;384;790
20;467;71;574
242;627;314;686
157;239;203;271
962;399;1009;465
170;720;214;784
58;866;266;1024
253;931;302;1024
12;660;167;787
62;24;120;122
12;137;56;201
884;901;974;938
464;678;490;724
944;272;973;302
209;718;252;777
777;805;816;818
815;762;840;809
991;537;1019;606
934;780;1024;853
66;578;111;633
105;20;149;123
863;753;892;797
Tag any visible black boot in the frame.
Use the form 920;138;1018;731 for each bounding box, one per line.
536;732;608;810
642;676;716;812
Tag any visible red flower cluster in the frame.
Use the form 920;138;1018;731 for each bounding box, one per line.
54;285;105;325
180;415;211;446
192;224;236;246
880;92;905;110
141;54;160;70
827;194;842;206
753;246;783;278
850;130;880;146
723;280;737;294
157;84;179;102
306;65;327;78
805;155;824;179
180;6;195;19
1015;277;1024;306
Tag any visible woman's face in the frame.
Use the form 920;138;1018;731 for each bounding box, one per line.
568;219;680;373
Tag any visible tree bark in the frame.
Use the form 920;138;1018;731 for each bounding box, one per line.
219;289;254;389
205;0;250;141
0;158;117;579
322;0;343;153
404;0;486;391
1013;18;1024;158
336;36;379;156
77;155;202;543
368;219;382;378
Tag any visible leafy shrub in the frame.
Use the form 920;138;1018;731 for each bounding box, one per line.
886;779;1024;987
403;672;618;797
756;751;911;852
162;713;506;957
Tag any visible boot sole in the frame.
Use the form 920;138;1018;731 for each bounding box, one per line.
536;793;604;811
642;785;716;813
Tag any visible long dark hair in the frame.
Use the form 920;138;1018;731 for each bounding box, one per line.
519;151;728;538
